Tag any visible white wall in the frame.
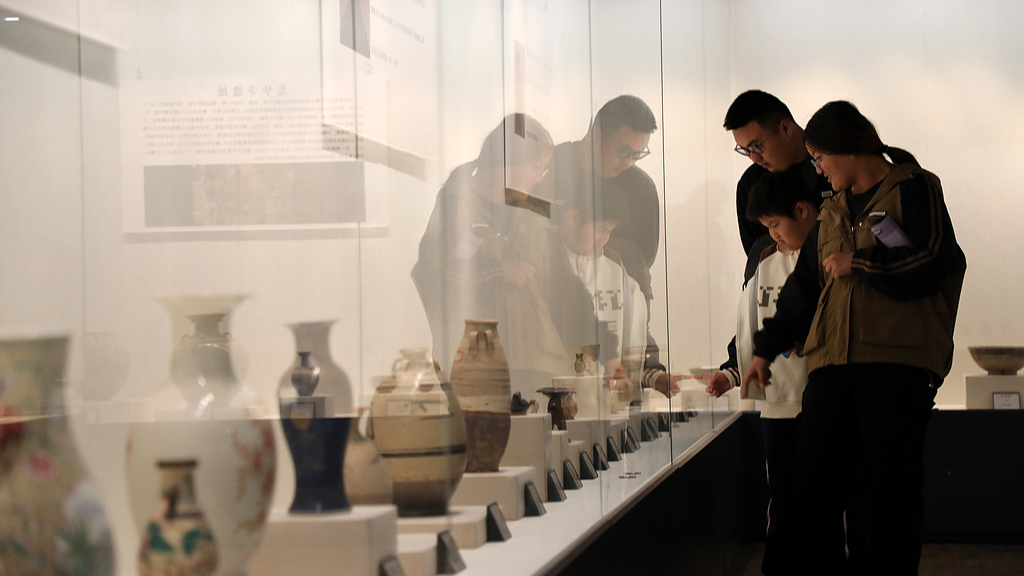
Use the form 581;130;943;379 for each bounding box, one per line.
728;0;1024;406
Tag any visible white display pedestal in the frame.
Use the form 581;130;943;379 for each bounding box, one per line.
397;534;438;576
450;466;537;521
397;506;488;549
565;440;583;467
966;374;1024;409
500;413;552;501
605;417;628;454
550;430;570;485
250;506;398;576
566;418;601;452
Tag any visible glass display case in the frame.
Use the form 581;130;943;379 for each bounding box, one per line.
0;0;754;575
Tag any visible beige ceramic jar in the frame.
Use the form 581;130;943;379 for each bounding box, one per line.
370;348;467;516
449;320;511;473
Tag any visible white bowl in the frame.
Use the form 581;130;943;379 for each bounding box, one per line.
968;346;1024;375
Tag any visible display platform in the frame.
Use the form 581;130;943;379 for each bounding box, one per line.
500;413;553;501
250;506;398;576
965;374;1024;409
450;466;538;521
398;506;489;550
456;412;741;575
551;430;570;485
398;533;438;576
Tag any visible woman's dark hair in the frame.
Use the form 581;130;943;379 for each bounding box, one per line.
745;172;814;222
804;100;918;166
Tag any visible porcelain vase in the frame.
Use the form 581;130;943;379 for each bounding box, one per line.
449;320;510;473
278;320;355;514
370;348;467;516
138;459;218;576
126;295;276;576
0;335;115;575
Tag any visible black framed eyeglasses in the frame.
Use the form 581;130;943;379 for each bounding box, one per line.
734;124;780;157
617;145;651;161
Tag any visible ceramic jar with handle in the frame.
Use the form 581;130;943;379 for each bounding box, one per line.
449;320;511;473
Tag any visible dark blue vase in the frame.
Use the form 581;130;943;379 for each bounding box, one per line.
280;411;351;513
279;348;352;514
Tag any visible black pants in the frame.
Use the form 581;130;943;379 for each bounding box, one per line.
794;363;936;576
760;416;801;576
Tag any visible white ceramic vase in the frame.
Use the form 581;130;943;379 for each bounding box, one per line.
126;295;276;576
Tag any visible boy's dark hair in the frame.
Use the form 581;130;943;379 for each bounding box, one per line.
804;100;919;166
592;95;658;137
745;172;813;222
723;90;795;131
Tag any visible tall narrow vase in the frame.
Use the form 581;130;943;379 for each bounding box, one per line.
126;295;276;576
370;348;467;516
0;335;115;575
138;460;218;576
278;320;355;514
449;320;511;473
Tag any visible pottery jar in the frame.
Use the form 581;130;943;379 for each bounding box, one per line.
370;348;468;516
449;320;511;473
343;409;394;506
0;335;116;575
138;460;218;576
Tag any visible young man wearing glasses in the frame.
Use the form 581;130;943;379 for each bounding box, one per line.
724;90;829;259
540;95;681;398
717;91;831;576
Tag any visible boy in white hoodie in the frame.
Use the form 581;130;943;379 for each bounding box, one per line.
706;172;818;575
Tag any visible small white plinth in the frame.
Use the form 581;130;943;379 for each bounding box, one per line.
551;430;570;485
500;413;552;501
249;506;398;576
450;466;537;521
565;440;583;467
966;374;1024;409
397;534;438;576
566;418;601;451
605;417;628;453
397;506;488;550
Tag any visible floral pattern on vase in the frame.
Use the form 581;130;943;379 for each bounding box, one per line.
370;348;467;516
126;295;275;576
0;335;115;575
139;460;217;576
449;320;510;473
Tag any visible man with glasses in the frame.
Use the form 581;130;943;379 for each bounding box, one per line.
724;90;829;259
716;90;831;576
540;95;679;397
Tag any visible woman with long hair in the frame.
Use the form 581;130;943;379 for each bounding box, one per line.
743;101;967;575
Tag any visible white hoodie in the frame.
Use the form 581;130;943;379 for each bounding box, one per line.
734;244;808;419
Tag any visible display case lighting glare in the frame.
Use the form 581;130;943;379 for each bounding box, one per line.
4;17;19;21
